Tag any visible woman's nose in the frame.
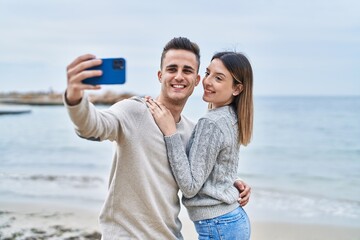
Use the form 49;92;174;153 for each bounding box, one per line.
203;76;212;85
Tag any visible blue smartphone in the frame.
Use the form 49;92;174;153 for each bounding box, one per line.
82;58;126;85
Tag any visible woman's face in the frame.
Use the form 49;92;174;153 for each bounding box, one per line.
202;58;240;108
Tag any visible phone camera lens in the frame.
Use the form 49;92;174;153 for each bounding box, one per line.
113;59;124;70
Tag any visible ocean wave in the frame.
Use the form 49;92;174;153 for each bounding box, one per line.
0;173;105;188
0;189;104;205
252;188;360;222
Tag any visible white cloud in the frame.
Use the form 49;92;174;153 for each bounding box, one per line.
0;0;359;95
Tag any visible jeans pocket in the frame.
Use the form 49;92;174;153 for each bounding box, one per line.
194;208;251;240
194;220;212;240
217;207;244;223
216;207;251;240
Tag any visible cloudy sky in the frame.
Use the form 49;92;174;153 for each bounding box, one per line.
1;0;359;96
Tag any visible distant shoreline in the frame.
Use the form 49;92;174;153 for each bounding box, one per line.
0;109;32;115
0;91;135;106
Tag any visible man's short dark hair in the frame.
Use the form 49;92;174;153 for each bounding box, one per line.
160;37;200;72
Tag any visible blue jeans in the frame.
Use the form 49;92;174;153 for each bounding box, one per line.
193;207;251;240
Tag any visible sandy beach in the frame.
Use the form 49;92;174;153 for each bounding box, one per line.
1;97;359;239
0;201;101;240
1;201;359;240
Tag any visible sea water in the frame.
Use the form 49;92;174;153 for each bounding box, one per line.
0;96;359;227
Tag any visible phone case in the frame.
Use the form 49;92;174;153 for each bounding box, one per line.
82;58;126;85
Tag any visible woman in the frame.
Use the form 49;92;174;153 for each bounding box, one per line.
147;51;253;240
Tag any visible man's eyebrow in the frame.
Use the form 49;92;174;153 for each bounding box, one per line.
183;65;195;71
165;64;195;71
165;64;178;69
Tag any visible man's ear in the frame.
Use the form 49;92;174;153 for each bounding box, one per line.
157;71;162;83
195;74;201;86
233;84;244;96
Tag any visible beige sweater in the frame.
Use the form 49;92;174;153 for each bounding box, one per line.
65;95;194;240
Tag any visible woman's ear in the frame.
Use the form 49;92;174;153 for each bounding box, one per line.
233;84;243;96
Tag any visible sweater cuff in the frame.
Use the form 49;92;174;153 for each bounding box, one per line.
228;185;241;203
63;91;88;108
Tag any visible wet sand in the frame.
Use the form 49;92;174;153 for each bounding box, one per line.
1;201;359;240
0;201;100;240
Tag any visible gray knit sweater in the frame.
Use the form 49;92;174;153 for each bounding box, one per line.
164;105;240;221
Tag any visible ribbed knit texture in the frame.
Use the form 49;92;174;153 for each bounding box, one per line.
64;94;194;240
164;105;240;221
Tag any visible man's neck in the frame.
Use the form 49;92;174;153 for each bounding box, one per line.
156;96;187;123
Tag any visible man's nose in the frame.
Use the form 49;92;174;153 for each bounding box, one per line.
174;71;184;81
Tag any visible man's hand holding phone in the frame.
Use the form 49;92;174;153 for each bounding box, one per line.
82;58;126;85
65;54;126;106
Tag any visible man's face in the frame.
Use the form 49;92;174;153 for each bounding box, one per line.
158;49;200;105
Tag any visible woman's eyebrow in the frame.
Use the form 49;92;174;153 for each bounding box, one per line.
207;68;226;77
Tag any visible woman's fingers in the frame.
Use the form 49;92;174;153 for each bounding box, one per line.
146;98;162;111
146;99;162;118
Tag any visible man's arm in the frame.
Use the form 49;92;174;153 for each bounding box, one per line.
234;179;251;207
64;54;121;142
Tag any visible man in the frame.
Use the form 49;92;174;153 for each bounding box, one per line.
64;37;251;239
